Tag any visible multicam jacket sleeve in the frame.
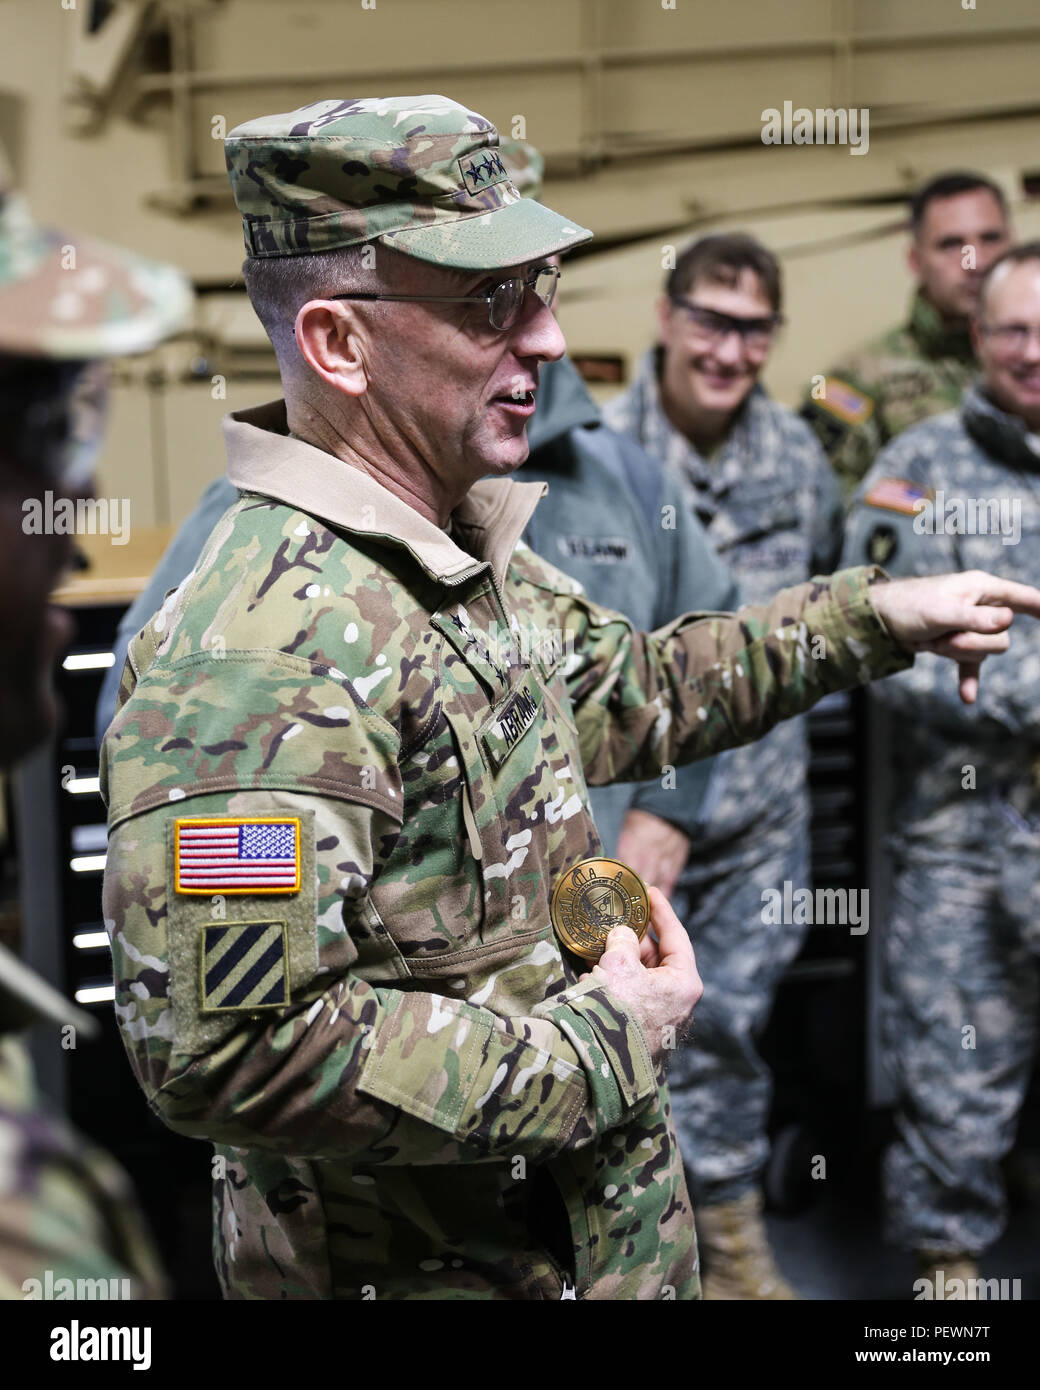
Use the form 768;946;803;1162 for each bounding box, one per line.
511;556;911;786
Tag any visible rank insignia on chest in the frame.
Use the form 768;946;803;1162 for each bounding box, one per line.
174;817;301;894
201;920;288;1011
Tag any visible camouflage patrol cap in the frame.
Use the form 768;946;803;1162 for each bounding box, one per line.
224;95;591;269
0;146;193;359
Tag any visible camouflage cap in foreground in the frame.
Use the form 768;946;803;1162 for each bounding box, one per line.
224;95;592;269
0;148;193;360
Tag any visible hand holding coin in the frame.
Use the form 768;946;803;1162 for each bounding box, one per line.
583;886;703;1063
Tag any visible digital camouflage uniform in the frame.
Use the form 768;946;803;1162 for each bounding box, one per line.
0;145;189;1299
0;950;166;1299
605;352;842;1207
98;398;910;1300
842;384;1040;1255
801;290;976;499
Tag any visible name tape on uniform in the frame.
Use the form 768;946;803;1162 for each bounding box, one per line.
481;681;542;772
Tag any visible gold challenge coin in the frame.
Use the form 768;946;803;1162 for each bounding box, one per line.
550;857;651;962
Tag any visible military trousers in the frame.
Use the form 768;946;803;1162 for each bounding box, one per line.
665;803;811;1207
882;844;1040;1255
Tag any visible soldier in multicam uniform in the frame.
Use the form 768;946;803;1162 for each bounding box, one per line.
95;141;743;891
801;172;1013;499
605;233;841;1299
842;242;1040;1299
0;147;190;1298
99;94;1040;1302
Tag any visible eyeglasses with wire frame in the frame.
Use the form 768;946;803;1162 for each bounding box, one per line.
327;264;561;332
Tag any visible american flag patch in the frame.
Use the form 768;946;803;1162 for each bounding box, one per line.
863;477;934;516
175;818;301;894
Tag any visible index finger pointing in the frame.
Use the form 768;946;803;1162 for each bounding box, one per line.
972;576;1040;619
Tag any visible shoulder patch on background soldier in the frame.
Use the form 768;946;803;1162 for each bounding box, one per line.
866;523;899;566
174;817;301;895
201;921;288;1011
815;377;874;426
863;477;934;516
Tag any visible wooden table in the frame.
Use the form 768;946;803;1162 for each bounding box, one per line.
51;526;174;607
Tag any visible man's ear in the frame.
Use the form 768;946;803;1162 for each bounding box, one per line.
907;238;921;281
294;299;369;397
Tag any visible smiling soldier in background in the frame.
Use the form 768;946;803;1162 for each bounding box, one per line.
843;242;1040;1297
802;172;1012;498
606;234;841;1299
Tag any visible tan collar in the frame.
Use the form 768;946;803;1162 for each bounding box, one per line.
223;399;547;590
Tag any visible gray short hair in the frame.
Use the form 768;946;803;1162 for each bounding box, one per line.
242;243;386;364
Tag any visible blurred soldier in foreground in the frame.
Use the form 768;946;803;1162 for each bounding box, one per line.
0;150;190;1297
803;172;1012;498
100;94;1040;1302
842;243;1040;1298
606;234;840;1299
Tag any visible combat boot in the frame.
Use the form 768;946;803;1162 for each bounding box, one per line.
695;1189;799;1300
915;1252;980;1299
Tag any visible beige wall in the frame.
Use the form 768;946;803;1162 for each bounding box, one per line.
2;0;1038;525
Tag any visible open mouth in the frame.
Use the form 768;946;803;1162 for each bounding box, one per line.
492;390;537;414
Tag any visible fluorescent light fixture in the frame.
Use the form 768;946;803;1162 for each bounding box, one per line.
74;984;115;1005
66;776;101;795
62;652;116;671
73;931;110;951
70;854;107;873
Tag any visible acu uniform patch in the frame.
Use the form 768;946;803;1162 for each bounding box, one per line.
812;377;874;426
863;477;934;516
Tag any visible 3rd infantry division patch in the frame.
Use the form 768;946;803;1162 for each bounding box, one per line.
201;921;288;1012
